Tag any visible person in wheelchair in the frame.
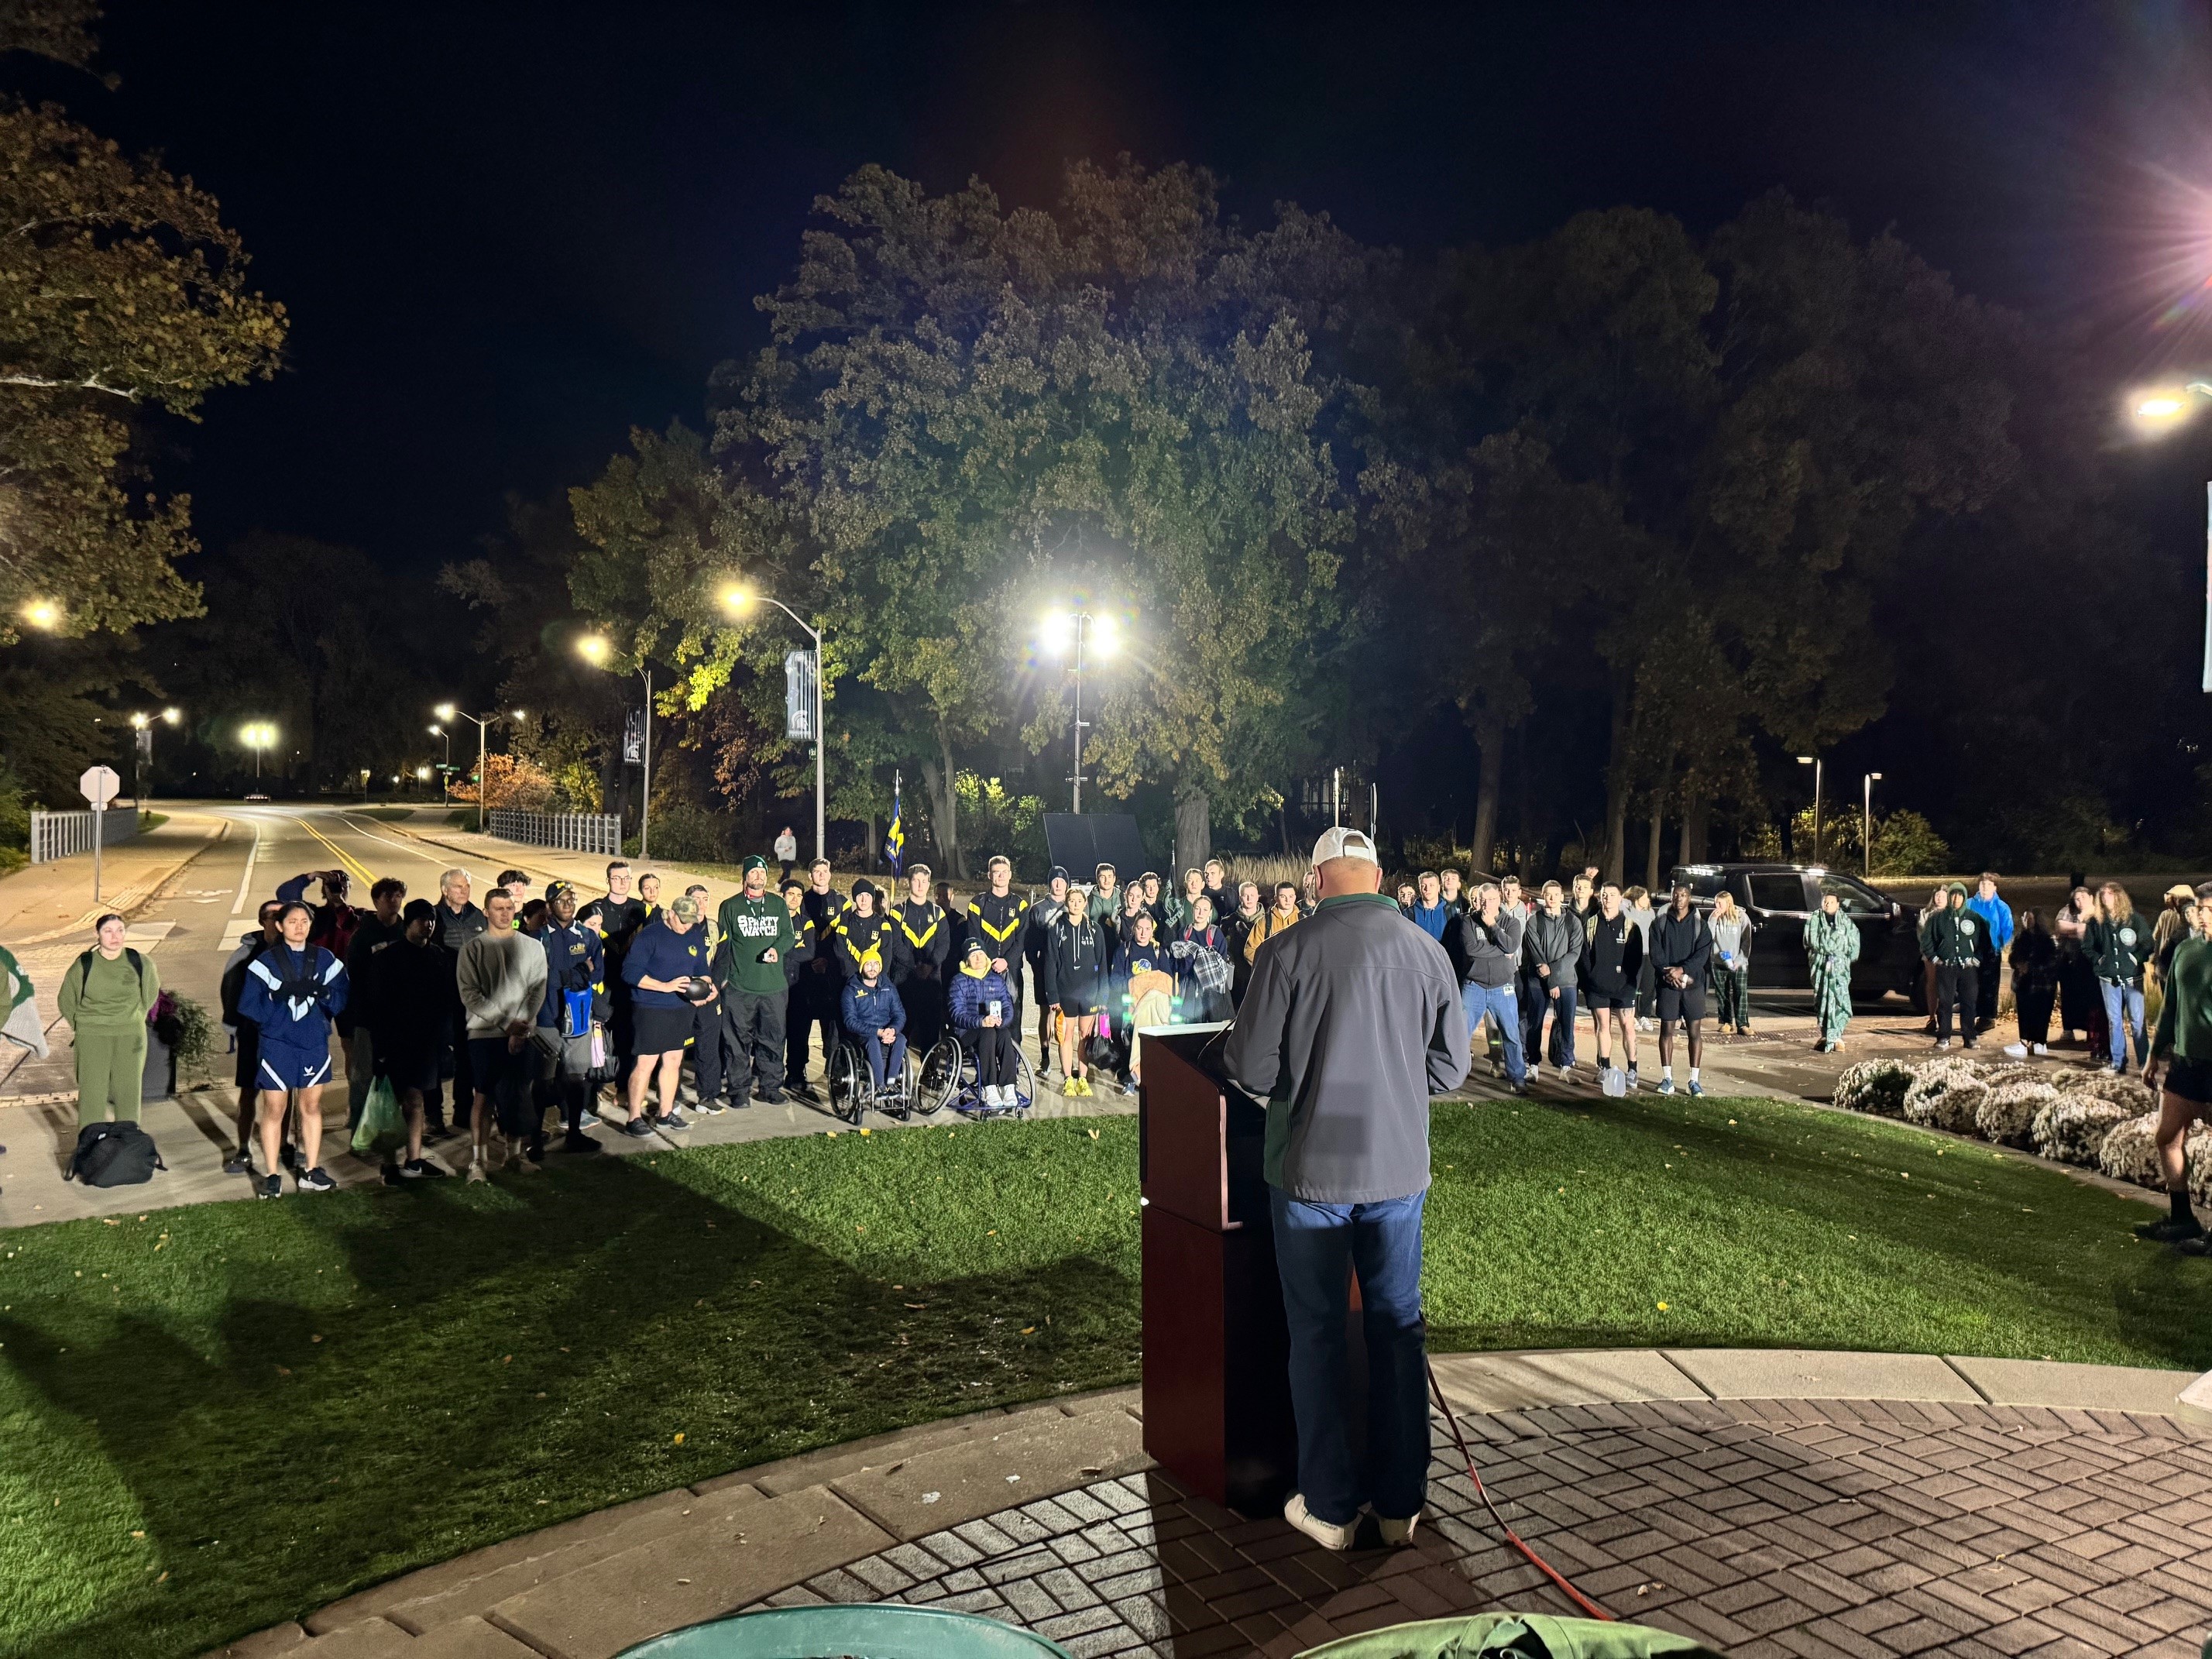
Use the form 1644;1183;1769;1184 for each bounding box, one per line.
839;947;906;1095
949;938;1022;1108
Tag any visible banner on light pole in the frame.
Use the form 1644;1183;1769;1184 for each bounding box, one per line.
622;709;643;765
785;649;817;740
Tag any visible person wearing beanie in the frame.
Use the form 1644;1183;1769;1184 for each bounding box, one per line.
1922;882;1983;1051
715;856;795;1109
950;937;1021;1107
840;944;907;1093
833;881;898;983
535;880;606;1154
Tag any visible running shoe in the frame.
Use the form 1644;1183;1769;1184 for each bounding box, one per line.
699;1097;727;1115
755;1090;785;1105
256;1173;283;1200
657;1109;689;1131
2176;1235;2212;1258
2136;1214;2203;1242
399;1158;448;1180
297;1166;336;1194
576;1108;600;1128
561;1130;603;1156
622;1115;656;1138
2032;1043;2049;1057
1687;1080;1705;1097
1657;1077;1676;1096
222;1152;252;1176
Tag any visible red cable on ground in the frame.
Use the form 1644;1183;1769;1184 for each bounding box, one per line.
1427;1361;1614;1622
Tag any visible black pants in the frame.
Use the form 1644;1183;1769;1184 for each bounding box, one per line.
970;1022;1016;1087
1936;963;1979;1042
1027;958;1053;1062
689;998;725;1106
2017;987;2053;1050
787;972;840;1088
898;973;945;1053
1976;946;2001;1025
723;988;786;1103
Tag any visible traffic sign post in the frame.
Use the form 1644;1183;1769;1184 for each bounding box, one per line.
80;765;120;905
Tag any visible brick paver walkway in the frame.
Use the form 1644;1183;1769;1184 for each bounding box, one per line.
764;1398;2212;1658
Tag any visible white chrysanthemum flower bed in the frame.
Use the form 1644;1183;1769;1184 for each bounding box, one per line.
1826;1050;2176;1183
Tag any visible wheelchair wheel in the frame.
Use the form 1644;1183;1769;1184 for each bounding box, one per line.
919;1036;965;1115
874;1047;921;1121
1009;1046;1036;1115
829;1043;867;1125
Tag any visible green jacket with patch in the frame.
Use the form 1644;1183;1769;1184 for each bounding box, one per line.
1920;905;1982;967
2083;913;2152;984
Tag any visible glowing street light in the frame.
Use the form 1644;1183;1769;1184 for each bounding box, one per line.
575;632;611;667
1798;754;1823;865
575;633;661;857
242;722;277;780
123;706;184;804
432;703;523;833
1039;608;1125;812
1863;771;1883;878
2128;380;2212;691
717;582;827;860
19;599;60;631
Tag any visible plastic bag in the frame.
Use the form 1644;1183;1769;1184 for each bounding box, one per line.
350;1076;407;1159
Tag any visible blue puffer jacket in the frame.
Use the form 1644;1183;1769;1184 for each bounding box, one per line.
841;977;905;1038
948;966;1015;1030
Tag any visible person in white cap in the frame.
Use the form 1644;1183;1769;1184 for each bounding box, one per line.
1221;826;1470;1552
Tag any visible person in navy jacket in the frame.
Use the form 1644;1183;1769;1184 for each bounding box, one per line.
239;899;349;1198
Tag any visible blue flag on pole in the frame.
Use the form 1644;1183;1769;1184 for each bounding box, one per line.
886;771;905;875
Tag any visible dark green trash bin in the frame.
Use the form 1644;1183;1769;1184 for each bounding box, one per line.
613;1603;1077;1657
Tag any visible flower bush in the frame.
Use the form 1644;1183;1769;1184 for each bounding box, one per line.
1901;1058;1987;1135
1975;1078;2060;1149
1834;1058;1912;1118
2099;1113;2163;1188
2051;1067;2156;1115
1828;1047;2160;1177
2030;1094;2136;1167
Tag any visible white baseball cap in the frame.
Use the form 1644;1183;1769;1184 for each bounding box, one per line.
1310;826;1379;867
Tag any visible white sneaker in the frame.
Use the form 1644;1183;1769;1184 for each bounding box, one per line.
983;1084;1005;1107
2032;1042;2049;1057
1283;1492;1356;1551
1376;1510;1422;1547
2002;1042;2028;1059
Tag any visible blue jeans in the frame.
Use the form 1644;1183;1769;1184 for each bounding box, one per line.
1269;1186;1430;1527
1461;981;1525;1087
2101;981;2148;1070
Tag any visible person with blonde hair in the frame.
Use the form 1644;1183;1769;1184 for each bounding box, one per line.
1707;890;1752;1037
2085;881;2153;1075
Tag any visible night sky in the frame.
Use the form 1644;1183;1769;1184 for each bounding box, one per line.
69;1;2212;576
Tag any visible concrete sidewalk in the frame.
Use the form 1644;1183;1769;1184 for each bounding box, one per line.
213;1351;2210;1659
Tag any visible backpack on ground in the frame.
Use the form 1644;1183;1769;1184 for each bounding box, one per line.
67;1121;164;1187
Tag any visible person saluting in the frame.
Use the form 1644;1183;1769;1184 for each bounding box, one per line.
1221;827;1470;1554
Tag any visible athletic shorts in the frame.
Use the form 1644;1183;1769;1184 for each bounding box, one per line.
631;1002;695;1058
1582;990;1632;1012
2166;1055;2212;1108
1655;981;1705;1023
256;1042;332;1093
376;1046;441;1097
465;1035;531;1095
1058;1000;1101;1019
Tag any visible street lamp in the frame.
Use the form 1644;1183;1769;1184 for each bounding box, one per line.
125;706;181;805
574;633;660;859
1040;609;1120;812
1862;771;1882;878
2131;380;2212;691
242;722;276;780
717;586;827;861
19;599;60;632
1797;754;1822;864
433;703;524;833
427;724;452;802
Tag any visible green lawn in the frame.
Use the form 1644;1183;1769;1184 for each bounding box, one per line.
2;1095;2206;1657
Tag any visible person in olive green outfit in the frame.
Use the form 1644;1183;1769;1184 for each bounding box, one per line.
56;913;161;1128
2141;880;2212;1252
1919;883;1982;1050
713;855;797;1109
1804;890;1860;1053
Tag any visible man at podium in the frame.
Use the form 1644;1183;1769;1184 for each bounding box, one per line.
1221;826;1469;1551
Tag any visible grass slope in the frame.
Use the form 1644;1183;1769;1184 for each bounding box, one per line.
2;1095;2204;1657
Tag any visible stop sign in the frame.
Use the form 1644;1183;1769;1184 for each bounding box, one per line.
79;764;120;808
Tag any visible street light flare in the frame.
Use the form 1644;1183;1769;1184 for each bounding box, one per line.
432;702;457;722
2138;395;2185;418
1093;613;1120;658
19;599;60;630
1041;610;1073;655
718;582;754;616
575;634;610;665
161;707;180;725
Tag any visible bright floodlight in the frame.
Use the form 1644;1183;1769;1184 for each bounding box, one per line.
161;707;180;725
427;723;441;736
433;702;457;721
19;599;60;630
1041;610;1073;655
242;722;276;747
415;765;431;781
130;712;149;729
1797;754;1815;764
512;709;527;720
1093;614;1120;658
575;633;610;666
2138;396;2186;419
719;582;753;617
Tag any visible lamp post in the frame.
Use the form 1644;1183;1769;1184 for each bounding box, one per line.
434;704;525;834
575;634;658;859
1040;610;1120;813
1797;754;1822;864
125;706;180;805
427;724;452;803
1863;771;1883;878
2131;382;2212;692
716;588;826;860
242;722;276;781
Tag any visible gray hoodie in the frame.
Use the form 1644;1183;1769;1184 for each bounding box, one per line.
1709;911;1751;972
457;928;549;1039
1522;908;1582;988
1222;892;1470;1204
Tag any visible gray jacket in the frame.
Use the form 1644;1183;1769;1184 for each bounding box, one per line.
1709;912;1751;972
1221;891;1470;1204
1452;908;1524;991
1521;909;1582;988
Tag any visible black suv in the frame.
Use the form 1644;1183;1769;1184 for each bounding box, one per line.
1668;863;1923;1006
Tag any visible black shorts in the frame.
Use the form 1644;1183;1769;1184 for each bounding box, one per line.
377;1046;441;1097
2166;1055;2212;1108
1582;991;1632;1012
631;1002;695;1058
234;1025;260;1088
466;1036;528;1094
1655;981;1705;1023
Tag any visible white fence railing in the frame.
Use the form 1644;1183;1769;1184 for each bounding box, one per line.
486;809;623;855
30;805;142;864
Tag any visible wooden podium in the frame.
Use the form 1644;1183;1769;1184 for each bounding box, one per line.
1137;1025;1298;1514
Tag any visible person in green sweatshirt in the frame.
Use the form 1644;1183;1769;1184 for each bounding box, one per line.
2142;881;2212;1251
57;913;160;1129
714;854;797;1110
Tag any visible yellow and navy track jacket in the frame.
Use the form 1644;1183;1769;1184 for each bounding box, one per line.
891;898;951;984
967;889;1029;967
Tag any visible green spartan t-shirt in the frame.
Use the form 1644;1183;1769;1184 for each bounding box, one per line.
2155;934;2212;1063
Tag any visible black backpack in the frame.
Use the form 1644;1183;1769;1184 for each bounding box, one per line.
67;1120;164;1187
74;946;146;1002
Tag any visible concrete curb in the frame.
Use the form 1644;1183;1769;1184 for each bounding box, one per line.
215;1351;2209;1657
